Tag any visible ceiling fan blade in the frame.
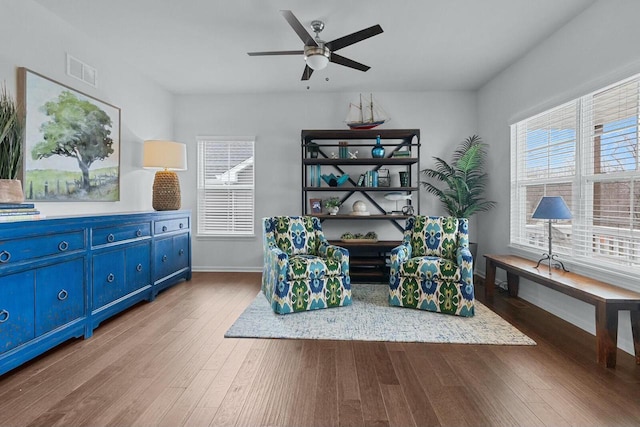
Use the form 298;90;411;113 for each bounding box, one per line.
281;10;317;47
326;24;383;52
301;65;314;81
247;50;304;56
330;53;370;72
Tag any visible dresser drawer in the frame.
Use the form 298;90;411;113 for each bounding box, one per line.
92;222;151;247
35;258;85;336
154;217;189;235
125;242;151;293
92;250;125;309
0;271;35;354
0;231;85;266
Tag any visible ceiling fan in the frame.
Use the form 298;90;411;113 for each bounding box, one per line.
247;10;383;81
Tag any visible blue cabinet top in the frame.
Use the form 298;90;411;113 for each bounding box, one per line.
0;210;191;240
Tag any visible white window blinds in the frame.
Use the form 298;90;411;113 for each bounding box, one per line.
511;73;640;278
197;137;255;236
578;78;640;263
511;101;577;253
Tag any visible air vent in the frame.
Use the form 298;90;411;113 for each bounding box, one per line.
66;54;97;88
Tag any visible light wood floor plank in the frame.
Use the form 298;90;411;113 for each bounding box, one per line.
0;272;639;427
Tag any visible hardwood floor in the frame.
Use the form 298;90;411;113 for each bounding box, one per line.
1;272;639;426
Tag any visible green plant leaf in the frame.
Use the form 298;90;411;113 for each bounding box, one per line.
0;84;23;180
420;134;496;218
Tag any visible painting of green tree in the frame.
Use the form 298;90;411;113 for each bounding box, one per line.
21;68;120;201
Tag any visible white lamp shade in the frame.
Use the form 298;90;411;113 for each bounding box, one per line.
306;54;329;70
143;140;187;171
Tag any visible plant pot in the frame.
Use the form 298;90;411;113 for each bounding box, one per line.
0;179;25;203
327;206;339;215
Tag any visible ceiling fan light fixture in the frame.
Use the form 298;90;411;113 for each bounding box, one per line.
304;46;330;70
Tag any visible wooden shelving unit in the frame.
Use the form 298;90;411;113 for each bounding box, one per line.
301;128;421;232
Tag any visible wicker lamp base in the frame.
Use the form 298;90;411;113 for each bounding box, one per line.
152;170;181;211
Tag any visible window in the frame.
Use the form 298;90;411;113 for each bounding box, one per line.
511;74;640;278
197;136;255;236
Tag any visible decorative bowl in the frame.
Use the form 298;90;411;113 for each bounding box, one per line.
321;173;349;187
336;174;350;186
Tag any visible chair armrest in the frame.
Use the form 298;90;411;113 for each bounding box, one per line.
389;243;411;288
262;245;290;306
318;242;350;276
268;245;287;258
390;243;411;266
318;241;348;260
456;246;473;284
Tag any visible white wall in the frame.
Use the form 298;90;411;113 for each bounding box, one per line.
0;0;173;216
477;0;640;355
174;91;477;271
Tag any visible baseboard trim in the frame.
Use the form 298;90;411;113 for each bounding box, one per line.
192;266;262;273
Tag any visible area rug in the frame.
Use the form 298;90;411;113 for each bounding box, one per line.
225;284;536;345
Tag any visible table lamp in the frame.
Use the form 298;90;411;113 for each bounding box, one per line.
143;140;187;211
532;196;572;273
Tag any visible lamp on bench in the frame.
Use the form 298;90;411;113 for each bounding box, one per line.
532;196;572;273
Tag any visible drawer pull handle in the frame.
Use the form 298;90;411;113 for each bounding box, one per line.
0;250;11;263
0;310;9;323
58;241;69;251
162;226;168;232
107;233;115;243
136;264;143;272
57;290;68;301
136;229;143;237
107;273;115;283
178;249;184;256
162;255;168;262
179;223;184;229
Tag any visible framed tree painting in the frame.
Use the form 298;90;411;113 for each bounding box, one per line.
18;67;121;201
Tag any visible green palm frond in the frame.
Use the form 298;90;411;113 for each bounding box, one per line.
420;134;496;218
0;84;23;180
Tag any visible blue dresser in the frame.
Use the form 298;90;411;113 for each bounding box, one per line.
0;211;191;376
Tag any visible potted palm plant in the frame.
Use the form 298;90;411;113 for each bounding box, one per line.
420;135;496;261
0;84;24;203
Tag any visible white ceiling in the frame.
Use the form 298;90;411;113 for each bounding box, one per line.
33;0;596;95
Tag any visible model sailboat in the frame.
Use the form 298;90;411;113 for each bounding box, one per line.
345;94;389;130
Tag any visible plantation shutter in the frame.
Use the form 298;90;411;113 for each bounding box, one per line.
577;77;640;263
197;137;255;236
510;100;577;253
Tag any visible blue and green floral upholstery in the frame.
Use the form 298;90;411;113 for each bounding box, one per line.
389;216;474;317
262;216;351;314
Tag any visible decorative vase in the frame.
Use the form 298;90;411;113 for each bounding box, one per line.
327;206;339;215
399;171;409;187
308;142;319;158
371;135;385;158
0;179;25;204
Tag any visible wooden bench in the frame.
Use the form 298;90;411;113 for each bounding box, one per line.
484;254;640;368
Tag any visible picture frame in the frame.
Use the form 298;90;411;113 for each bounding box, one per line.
18;67;121;202
310;198;322;214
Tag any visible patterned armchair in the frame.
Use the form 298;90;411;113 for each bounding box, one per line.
262;216;351;314
389;216;474;317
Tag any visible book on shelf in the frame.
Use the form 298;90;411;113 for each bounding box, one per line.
391;150;411;157
0;202;35;209
0;208;40;216
364;170;379;187
0;213;46;222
